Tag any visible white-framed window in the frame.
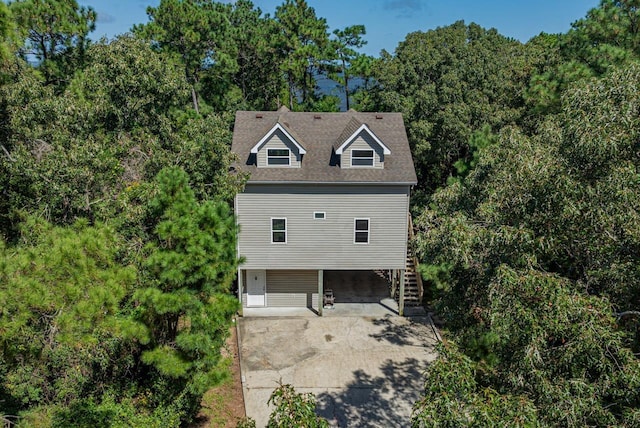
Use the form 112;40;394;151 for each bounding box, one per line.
267;148;290;166
313;211;326;220
354;218;370;244
271;218;287;243
351;149;374;167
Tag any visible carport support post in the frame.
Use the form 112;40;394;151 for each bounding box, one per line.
318;269;324;316
237;269;243;314
399;268;405;316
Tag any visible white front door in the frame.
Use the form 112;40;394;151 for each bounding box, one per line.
247;270;266;307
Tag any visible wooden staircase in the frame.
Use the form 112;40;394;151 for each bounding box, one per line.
402;243;422;307
383;214;424;310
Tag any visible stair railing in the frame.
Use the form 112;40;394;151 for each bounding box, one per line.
407;213;424;304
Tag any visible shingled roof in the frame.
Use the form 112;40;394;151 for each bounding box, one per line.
231;110;417;185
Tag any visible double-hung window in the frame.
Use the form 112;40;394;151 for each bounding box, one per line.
354;218;370;244
271;218;287;243
351;149;374;167
267;148;290;166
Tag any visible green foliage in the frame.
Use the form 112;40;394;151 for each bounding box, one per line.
130;0;367;113
413;63;640;426
0;27;244;425
275;0;334;109
47;394;182;428
135;0;235;113
67;35;189;134
412;342;539;427
0;2;14;63
330;25;367;110
0;168;242;424
526;0;640;114
13;1;640;425
221;0;285;111
267;383;329;428
370;21;530;195
449;124;498;184
0;35;241;240
348;53;377;110
9;0;96;85
0;37;184;231
564;0;640;74
133;167;239;418
0;218;137;411
236;417;257;428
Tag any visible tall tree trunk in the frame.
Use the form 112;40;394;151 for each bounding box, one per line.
191;86;200;114
343;58;350;111
288;74;294;109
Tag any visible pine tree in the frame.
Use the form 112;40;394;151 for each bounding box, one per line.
134;167;239;414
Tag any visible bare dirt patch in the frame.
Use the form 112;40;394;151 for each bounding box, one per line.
191;320;246;427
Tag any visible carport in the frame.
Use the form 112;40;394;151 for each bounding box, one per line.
241;270;413;317
320;270;401;316
323;270;389;303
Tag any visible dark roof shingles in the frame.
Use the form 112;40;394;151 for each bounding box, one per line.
231;111;417;184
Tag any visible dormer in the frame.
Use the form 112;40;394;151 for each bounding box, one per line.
250;121;307;168
335;119;390;169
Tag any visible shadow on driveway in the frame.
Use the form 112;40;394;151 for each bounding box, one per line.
316;357;429;427
238;314;438;427
369;316;433;347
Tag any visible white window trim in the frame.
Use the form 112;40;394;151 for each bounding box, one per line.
250;123;306;154
335;124;390;155
267;148;291;166
354;218;370;244
313;211;326;220
350;149;375;167
271;217;287;244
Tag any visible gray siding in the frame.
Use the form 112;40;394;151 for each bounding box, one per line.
341;132;384;169
257;129;302;168
266;270;318;307
236;184;409;270
241;269;318;308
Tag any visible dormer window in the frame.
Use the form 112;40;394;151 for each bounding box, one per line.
267;148;290;166
351;149;374;167
335;121;391;169
251;122;306;168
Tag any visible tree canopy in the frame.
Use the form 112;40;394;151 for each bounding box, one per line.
9;0;96;85
368;21;533;196
3;0;640;425
1;3;243;424
412;40;640;428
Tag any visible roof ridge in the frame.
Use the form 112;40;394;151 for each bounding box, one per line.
336;116;365;148
276;115;307;150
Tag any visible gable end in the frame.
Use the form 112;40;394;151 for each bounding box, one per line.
336;125;389;169
251;123;307;155
335;124;390;156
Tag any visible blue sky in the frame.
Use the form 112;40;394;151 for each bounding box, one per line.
80;0;601;57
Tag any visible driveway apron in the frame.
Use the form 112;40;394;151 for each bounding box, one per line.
238;314;439;427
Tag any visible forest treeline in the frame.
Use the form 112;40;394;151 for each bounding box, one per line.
1;0;639;426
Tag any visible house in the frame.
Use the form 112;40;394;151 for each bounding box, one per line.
231;107;418;315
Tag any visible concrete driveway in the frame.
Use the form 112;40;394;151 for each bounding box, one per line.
237;314;439;427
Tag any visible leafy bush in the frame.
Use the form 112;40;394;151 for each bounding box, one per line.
267;383;328;428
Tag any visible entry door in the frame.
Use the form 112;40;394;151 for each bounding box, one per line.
246;270;266;307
